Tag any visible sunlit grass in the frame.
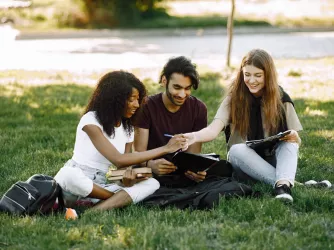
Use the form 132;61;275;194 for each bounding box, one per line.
2;57;333;100
0;59;333;249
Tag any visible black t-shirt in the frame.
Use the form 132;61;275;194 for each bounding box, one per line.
135;93;207;151
134;93;208;187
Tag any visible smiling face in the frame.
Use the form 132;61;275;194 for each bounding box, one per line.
163;73;192;107
123;88;140;118
243;64;265;97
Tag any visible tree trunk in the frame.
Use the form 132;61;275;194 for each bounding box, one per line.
226;0;235;68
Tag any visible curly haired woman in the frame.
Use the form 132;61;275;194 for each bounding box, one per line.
55;71;186;211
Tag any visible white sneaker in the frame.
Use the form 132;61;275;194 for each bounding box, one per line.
304;180;332;188
274;184;293;203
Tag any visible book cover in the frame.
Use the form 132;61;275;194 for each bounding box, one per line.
171;152;220;174
246;130;291;152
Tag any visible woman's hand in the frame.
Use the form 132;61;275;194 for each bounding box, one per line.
183;132;197;146
122;169;150;187
280;129;301;145
165;134;188;153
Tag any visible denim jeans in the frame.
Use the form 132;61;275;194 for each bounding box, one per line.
228;142;299;187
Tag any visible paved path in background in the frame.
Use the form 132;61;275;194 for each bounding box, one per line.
1;28;334;72
16;26;334;39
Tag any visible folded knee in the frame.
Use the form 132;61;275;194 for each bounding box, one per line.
278;141;299;151
144;178;160;192
55;167;81;191
229;143;248;159
124;178;160;204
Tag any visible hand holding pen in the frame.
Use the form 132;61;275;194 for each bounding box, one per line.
164;134;188;152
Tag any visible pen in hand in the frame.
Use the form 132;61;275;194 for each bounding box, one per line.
164;133;187;153
164;134;174;138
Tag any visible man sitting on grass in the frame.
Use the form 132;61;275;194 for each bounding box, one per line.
133;56;243;209
134;56;209;187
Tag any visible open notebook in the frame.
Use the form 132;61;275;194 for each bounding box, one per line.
246;130;291;152
171;152;220;173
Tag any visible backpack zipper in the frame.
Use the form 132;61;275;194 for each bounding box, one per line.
16;184;36;200
3;195;26;211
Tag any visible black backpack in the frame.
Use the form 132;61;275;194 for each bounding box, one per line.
0;174;63;215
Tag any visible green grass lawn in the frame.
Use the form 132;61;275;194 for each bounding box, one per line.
0;61;333;249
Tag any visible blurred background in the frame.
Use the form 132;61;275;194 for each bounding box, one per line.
0;0;333;88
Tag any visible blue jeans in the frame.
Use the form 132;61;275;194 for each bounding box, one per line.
228;142;299;187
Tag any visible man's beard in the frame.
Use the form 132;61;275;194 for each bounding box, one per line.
166;89;183;106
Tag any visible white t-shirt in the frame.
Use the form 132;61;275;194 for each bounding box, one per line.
72;111;134;172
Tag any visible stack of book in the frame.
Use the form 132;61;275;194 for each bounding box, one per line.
106;167;152;181
172;152;220;173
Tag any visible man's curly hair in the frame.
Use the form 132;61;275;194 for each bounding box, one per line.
84;71;146;138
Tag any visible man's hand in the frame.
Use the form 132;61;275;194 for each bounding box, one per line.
148;158;177;175
280;129;301;145
122;169;150;187
185;170;206;182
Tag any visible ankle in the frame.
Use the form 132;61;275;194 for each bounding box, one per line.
275;180;291;188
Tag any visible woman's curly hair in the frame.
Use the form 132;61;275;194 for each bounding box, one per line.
84;71;146;138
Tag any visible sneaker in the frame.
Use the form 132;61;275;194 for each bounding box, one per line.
304;180;332;188
65;208;78;220
274;184;293;202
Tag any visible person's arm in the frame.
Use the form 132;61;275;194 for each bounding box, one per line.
185;96;230;145
133;127;149;155
281;102;303;145
134;127;177;175
184;119;226;145
124;142;133;154
83;125;185;169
